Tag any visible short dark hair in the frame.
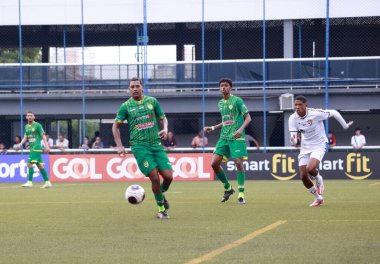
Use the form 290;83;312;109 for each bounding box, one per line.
129;77;143;85
355;127;361;132
219;78;233;87
26;111;34;114
295;95;307;103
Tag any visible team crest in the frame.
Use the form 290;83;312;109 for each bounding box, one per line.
229;105;233;110
307;119;313;125
143;161;149;168
147;104;153;110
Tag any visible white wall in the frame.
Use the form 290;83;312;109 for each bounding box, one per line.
1;0;379;26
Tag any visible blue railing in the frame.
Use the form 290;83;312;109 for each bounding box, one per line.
0;57;379;92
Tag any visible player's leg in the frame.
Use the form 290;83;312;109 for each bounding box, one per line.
21;162;34;187
307;150;325;195
37;164;52;189
211;153;235;202
147;169;169;219
132;145;169;219
155;147;173;210
231;140;248;204
299;154;323;206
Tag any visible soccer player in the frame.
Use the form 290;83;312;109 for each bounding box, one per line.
112;77;173;219
19;111;52;188
204;78;252;204
289;95;353;207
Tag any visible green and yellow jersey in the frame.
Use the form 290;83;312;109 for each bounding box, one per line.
24;121;45;152
218;95;249;140
115;95;165;146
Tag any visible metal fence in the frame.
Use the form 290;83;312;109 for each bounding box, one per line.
0;0;379;151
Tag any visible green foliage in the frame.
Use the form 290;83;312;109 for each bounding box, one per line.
0;48;42;63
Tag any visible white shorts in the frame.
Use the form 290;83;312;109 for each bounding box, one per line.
298;148;326;167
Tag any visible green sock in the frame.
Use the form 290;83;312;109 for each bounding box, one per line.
40;168;49;182
160;183;169;193
28;167;34;181
237;171;245;193
216;170;231;190
154;192;165;209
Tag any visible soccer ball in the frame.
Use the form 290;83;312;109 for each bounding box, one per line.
125;185;145;205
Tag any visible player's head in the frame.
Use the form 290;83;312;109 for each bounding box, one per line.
129;77;143;100
26;111;35;123
219;78;233;95
294;95;307;117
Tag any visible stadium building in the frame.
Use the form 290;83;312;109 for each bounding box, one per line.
0;0;379;148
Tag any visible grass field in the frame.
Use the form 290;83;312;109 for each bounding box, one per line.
1;180;379;264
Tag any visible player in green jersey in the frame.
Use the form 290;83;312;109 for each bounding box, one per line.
112;77;173;219
19;111;52;188
204;78;252;204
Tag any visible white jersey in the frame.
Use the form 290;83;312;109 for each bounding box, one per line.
289;108;330;153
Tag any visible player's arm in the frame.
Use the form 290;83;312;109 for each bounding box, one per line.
325;110;354;129
233;112;251;139
158;116;168;140
113;104;128;156
18;135;28;149
288;115;299;147
41;134;50;153
204;122;223;133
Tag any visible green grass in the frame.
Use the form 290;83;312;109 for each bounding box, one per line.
1;180;379;264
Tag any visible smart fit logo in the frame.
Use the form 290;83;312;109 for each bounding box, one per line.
271;154;298;180
345;153;372;180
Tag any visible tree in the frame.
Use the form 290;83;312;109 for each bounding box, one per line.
0;48;42;63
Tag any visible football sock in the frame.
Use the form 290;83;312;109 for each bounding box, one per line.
216;170;231;190
160;183;169;193
40;168;49;182
238;192;245;198
237;171;245;193
154;193;165;210
308;186;322;199
28;167;34;181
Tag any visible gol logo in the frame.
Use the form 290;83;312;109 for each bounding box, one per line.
271;154;297;180
345;153;372;180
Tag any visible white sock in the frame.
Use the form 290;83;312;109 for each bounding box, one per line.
308;186;322;199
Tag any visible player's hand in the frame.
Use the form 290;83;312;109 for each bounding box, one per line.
158;129;168;140
290;134;297;146
346;121;354;129
204;127;213;134
233;129;243;139
116;146;126;157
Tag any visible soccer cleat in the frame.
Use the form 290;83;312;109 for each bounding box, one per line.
238;197;246;204
315;175;324;195
221;187;235;202
309;198;324;207
157;211;170;219
40;182;52;189
163;197;170;210
21;181;33;188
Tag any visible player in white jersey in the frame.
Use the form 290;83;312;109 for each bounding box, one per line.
288;95;353;207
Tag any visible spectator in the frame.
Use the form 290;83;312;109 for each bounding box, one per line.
80;136;90;150
54;134;69;150
0;142;7;155
244;134;260;150
11;136;23;150
351;127;366;150
89;131;100;149
191;130;208;148
162;131;177;150
41;133;54;151
327;131;336;149
91;136;104;149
